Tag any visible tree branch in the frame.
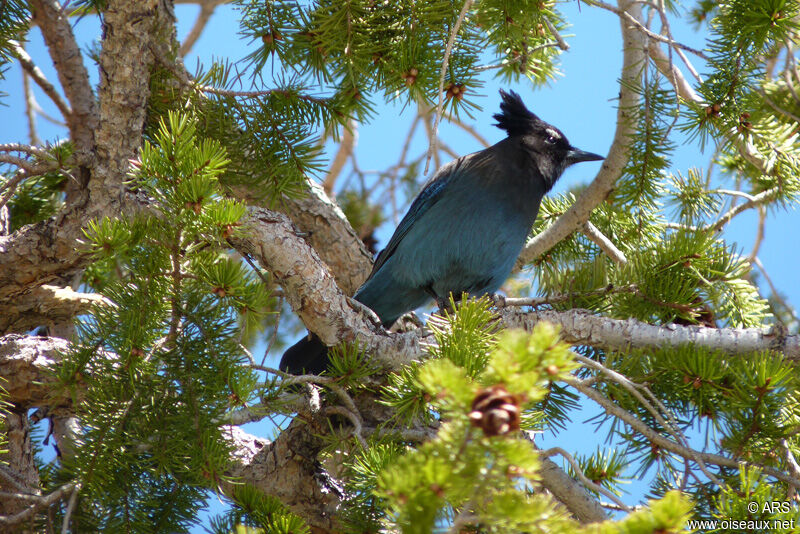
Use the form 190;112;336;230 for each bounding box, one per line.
322;120;356;195
502;307;799;360
10;39;72;121
0;483;77;528
426;0;474;174
537;456;609;523
29;0;96;159
566;376;800;488
0;334;71;410
2;285;110;335
178;0;226;57
229;207;423;368
581;221;627;264
233;205;800;365
223;422;345;532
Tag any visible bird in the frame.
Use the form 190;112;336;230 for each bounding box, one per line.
280;89;603;375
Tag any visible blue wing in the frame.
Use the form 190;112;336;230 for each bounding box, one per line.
367;158;463;278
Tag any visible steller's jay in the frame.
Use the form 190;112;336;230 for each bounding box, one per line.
280;90;603;374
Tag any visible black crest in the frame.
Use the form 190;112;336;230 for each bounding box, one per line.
493;90;542;137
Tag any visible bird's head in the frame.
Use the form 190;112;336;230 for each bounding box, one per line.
493;89;603;190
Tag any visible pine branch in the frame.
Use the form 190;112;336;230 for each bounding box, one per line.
426;0;474;174
539;446;631;512
565;376;800;488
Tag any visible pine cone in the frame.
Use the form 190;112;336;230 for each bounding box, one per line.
468;385;521;437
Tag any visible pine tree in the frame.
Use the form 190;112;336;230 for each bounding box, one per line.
1;1;799;533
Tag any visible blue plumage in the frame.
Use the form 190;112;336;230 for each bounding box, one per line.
280;90;603;374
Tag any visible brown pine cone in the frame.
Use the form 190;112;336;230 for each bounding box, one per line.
468;385;521;437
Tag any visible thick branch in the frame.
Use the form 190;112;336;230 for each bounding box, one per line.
223;423;344;532
230;207;422;367
516;0;647;267
0;408;40;527
538;457;608;523
278;180;373;296
1;285;109;334
502;307;799;360
0;335;71;410
235;206;800;365
0;213;92;303
0;1;175;308
92;0;174;200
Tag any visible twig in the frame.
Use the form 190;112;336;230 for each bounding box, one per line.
425;0;474;175
573;355;724;487
543;17;569;51
443;111;490;147
0;483;77;527
715;189;756;202
711;187;779;231
22;66;41;145
748;207;766;262
584;0;708;59
0;165;59;211
601;501;645;512
323;119;356;195
756;86;800;124
565;376;800;488
475;42;562;72
60;483;80;534
422;109;442;174
539;447;632;512
0;143;53;160
10;39;72;120
753;256;799;324
178;0;222;57
324;405;368;448
0;466;28;493
498;284;637;308
781;439;800;499
581;221;627;264
261;294;284;367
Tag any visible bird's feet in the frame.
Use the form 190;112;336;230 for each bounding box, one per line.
347;297;382;328
423;285;452;316
393;311;425;332
490;293;507;308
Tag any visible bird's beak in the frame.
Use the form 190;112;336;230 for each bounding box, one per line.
565;148;604;166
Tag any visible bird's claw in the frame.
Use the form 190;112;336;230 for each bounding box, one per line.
491;293;506;308
393;311;425;332
347;297;382;328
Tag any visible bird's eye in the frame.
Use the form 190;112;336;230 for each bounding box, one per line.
545;135;557;145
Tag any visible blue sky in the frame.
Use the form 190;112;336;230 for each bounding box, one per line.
2;0;798;528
